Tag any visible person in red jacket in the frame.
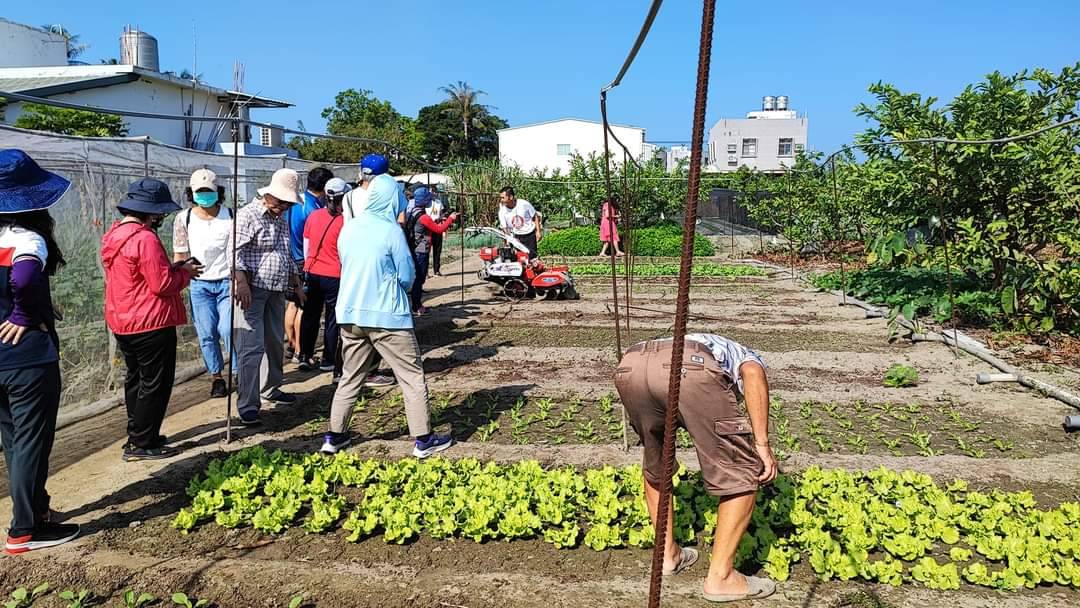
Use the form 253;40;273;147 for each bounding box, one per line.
102;178;201;461
404;186;458;315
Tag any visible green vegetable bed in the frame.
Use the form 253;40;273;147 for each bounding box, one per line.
539;224;715;257
570;263;767;278
174;447;1080;592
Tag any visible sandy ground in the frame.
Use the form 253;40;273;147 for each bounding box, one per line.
2;254;1079;607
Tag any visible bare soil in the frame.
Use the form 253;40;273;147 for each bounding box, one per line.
2;255;1079;607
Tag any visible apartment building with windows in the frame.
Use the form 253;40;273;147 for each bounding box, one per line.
707;96;808;173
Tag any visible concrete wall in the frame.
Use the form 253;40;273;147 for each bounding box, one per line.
0;20;67;68
4;78;235;149
708;116;808;173
498;119;646;173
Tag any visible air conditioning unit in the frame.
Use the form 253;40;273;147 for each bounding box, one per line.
727;155;737;162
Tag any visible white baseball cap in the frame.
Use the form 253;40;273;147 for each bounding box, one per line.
189;168;217;191
324;177;351;197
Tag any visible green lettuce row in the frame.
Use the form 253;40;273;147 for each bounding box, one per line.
570;263;767;277
172;447;1080;592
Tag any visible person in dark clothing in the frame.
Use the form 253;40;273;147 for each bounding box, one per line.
101;178;201;461
0;149;81;554
404;186;458;315
426;194;447;276
299;178;349;380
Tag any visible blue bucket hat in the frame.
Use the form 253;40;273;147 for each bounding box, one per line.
117;178;181;215
0;149;71;214
412;186;433;208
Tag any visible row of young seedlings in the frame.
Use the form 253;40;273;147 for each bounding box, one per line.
1;585;298;608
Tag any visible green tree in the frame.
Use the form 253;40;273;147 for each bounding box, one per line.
415;101;507;164
41;25;87;61
288;89;422;169
15;103;127;137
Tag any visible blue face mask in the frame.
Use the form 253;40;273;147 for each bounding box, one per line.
193;191;219;207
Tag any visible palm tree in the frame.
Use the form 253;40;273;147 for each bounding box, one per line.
42;25;89;61
439;81;492;151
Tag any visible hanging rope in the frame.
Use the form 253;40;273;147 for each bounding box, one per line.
647;1;716;607
600;91;629;452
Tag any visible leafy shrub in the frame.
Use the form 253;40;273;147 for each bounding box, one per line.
539;224;714;257
883;364;919;388
570;263;766;277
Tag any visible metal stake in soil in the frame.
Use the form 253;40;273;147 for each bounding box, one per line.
649;1;716;607
225;118;239;444
831;157;847;306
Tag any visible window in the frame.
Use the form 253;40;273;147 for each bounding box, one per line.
778;138;793;157
556;144;571;156
794;143;805;154
741;138;757;157
726;143;737;154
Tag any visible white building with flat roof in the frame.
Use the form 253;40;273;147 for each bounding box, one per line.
708;96;808;173
498;118;647;173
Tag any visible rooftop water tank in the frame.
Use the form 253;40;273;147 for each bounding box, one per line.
120;27;159;72
776;95;789;111
762;95;776;111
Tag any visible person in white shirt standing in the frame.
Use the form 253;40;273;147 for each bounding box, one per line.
497;186;542;259
174;168;235;398
427;193;446;276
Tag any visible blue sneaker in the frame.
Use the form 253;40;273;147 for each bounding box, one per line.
320;432;351;454
413;433;454;459
238;411;262;426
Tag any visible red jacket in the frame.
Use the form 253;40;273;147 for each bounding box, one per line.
101;221;190;335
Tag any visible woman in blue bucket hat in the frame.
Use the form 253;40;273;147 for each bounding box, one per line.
0;149;81;554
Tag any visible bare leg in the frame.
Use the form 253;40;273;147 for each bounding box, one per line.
703;491;757;595
599;242;610;257
643;477;684;571
284;302;300;356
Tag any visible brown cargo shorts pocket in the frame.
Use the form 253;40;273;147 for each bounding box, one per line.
713;418;761;467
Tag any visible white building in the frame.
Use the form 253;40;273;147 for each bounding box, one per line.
707;96;808;173
0;22;292;152
666;145;693;172
497;118;647;173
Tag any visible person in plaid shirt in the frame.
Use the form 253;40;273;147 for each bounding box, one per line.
229;168;306;426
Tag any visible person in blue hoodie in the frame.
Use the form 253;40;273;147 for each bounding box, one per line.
321;174;453;458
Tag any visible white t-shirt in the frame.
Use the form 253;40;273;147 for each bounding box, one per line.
342;186;370;222
498;199;539;235
173;207;233;281
0;226;47;267
639;334;766;395
427;198;444;220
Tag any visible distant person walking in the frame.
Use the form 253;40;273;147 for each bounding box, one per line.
174;169;235;398
0;149;80;554
102;178;202;461
321;174;453;458
498;186;541;259
599;199;624;257
299;178;350;381
230;168;305;426
427;194;447;276
403;186;459;315
286;167;332;364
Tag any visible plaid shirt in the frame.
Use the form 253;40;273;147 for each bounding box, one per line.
228;199;298;292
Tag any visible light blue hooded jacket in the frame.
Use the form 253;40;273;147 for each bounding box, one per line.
336;175;414;329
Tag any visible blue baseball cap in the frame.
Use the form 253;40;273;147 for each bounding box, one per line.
412;186;433;208
360;154;389;178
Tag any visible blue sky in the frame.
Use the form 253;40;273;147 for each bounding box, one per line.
8;1;1079;154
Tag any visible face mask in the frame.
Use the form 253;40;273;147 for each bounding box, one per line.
193;191;219;207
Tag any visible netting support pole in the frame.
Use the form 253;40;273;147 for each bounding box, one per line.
831;158;847;306
648;1;716;607
225;119;239;443
600;90;629;452
932;142;959;359
142;139;149;176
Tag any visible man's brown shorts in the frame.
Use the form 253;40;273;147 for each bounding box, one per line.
614;339;763;498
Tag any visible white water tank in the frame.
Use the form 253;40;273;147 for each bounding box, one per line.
762;95;776;111
120;27;159;72
777;95;789;111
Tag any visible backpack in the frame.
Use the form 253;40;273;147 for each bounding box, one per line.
403;207;426;252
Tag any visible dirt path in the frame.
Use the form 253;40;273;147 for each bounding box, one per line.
2;255;1078;607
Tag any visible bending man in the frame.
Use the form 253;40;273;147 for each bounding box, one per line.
614;333;777;603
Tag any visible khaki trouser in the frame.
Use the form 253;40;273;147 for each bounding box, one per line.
329;325;430;437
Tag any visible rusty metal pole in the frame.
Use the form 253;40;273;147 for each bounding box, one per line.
932;142;959;357
460;192;465;304
225;119;239;443
648;1;716;607
600;91;630;452
831;158;847;306
621;149;632;338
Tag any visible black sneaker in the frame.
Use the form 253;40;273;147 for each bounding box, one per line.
122;444;179;462
318;361;335;372
5;522;80;554
297;357;317;372
320;432;351;454
264;391;297;405
365;373;396;388
210;378;227;398
239;411;262;426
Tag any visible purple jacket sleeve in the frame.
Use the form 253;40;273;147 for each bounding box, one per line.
8;258;47;327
